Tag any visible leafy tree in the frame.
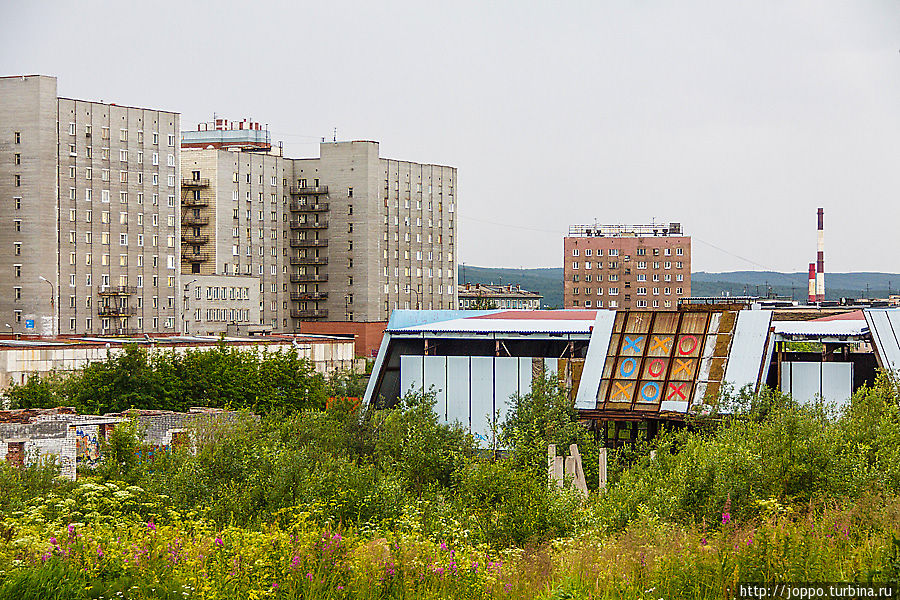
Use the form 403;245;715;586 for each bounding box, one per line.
501;374;600;489
97;417;145;484
374;390;475;496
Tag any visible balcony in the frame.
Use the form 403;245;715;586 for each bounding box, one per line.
290;201;329;212
97;285;137;296
182;234;210;244
182;197;209;207
290;185;328;195
97;306;137;317
290;257;328;266
182;216;210;226
290;239;328;248
290;220;328;230
183;252;211;263
182;178;210;188
291;274;328;284
290;309;329;319
291;292;328;301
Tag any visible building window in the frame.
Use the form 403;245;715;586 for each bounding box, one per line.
14;131;21;144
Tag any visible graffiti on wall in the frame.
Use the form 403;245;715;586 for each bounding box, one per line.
75;429;101;468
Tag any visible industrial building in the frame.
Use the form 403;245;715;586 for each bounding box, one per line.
0;333;356;392
180;118;458;337
365;306;899;448
564;223;691;311
0;75;182;337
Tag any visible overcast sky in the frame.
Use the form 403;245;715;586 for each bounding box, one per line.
4;1;899;273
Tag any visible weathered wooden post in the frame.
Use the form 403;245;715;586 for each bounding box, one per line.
567;443;588;496
598;447;608;490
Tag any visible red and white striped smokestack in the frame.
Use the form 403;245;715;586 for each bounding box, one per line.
816;208;825;301
808;263;817;304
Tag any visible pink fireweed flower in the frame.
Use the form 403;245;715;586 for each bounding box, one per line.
49;537;58;546
67;524;75;537
721;511;731;525
440;541;447;551
306;572;313;581
215;537;223;547
146;520;156;531
291;555;301;568
505;583;512;593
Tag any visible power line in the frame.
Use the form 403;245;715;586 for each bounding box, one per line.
691;237;798;283
457;214;561;235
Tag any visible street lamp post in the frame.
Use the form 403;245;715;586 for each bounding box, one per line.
411;286;421;310
38;276;55;336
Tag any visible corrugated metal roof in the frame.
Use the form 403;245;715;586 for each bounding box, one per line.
865;309;900;372
774;320;869;337
723;310;774;393
574;312;616;409
394;318;595;335
813;309;865;322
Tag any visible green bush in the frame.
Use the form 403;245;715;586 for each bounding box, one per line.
7;343;329;415
502;374;600;490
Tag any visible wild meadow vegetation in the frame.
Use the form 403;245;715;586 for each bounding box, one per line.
2;346;900;598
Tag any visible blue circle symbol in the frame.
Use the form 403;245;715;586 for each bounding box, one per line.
620;358;637;377
641;382;660;402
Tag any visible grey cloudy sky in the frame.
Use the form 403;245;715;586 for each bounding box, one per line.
4;1;899;273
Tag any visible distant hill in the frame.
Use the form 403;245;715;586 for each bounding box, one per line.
458;266;900;307
692;271;900;301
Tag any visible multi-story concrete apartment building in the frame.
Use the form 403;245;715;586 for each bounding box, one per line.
180;119;457;333
0;75;181;336
564;223;691;310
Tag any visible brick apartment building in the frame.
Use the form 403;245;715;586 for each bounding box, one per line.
564;223;691;310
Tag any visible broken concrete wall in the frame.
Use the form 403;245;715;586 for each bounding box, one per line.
0;407;242;480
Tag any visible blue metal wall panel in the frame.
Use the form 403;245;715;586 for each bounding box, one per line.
400;355;424;398
518;357;533;396
445;357;471;429
469;357;494;447
495;357;521;427
782;361;853;409
822;362;853;409
423;356;448;420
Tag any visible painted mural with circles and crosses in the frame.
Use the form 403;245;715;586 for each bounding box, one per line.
586;309;773;416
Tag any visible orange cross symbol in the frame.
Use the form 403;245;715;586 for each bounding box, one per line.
650;336;671;353
611;381;633;400
673;358;693;377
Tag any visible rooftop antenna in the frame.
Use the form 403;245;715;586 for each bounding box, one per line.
333;128;337;142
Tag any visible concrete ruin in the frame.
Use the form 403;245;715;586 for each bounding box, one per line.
0;407;242;480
